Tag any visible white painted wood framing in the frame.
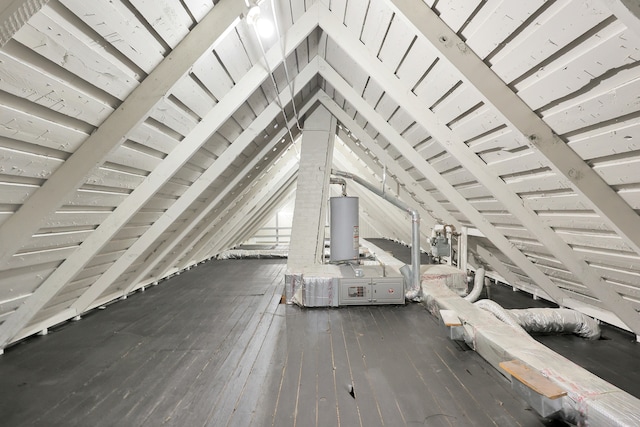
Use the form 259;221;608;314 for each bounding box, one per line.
1;0;640;348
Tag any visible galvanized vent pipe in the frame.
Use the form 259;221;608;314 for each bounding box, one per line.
330;177;347;196
331;169;421;299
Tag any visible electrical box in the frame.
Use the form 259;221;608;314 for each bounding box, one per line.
339;277;404;305
431;235;450;257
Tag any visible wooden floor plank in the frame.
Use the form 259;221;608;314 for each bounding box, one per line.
0;259;560;427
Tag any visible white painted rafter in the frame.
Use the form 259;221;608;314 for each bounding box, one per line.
0;0;243;269
319;58;571;307
469;240;632;332
600;0;640;38
319;88;591;307
318;10;640;334
69;68;316;313
197;153;299;259
326;99;459;229
119;90;320;295
387;0;640;260
212;172;298;256
332;145;425;246
0;7;320;348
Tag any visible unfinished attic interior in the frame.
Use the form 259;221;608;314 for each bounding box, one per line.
2;0;640;424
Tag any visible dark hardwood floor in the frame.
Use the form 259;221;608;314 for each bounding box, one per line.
0;257;564;426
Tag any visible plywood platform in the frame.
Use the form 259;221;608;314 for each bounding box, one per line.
0;259;547;426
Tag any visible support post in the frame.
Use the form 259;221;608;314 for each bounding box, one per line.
287;105;336;270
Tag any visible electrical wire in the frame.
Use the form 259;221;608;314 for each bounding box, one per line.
270;0;303;132
252;16;298;150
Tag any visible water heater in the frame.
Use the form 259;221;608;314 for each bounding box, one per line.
330;196;359;262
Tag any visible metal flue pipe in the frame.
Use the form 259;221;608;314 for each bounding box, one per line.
330;177;348;196
332;170;421;298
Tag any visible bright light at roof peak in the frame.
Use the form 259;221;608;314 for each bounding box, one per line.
256;18;274;37
247;5;274;38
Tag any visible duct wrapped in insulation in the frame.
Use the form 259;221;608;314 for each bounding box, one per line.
420;264;467;296
508;308;601;340
216;248;288;259
474;300;601;340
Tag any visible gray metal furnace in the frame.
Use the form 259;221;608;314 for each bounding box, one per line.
338;265;405;305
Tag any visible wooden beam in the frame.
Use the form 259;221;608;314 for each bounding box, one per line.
386;0;640;261
319;57;570;305
70;65;318;313
318;83;573;304
318;10;640;334
332;144;426;246
153;95;318;277
0;0;48;46
499;360;567;400
336;136;435;247
199;156;299;259
600;0;640;38
211;172;298;257
117;91;320;297
0;0;243;269
287;105;336;269
0;6;319;348
324;98;458;229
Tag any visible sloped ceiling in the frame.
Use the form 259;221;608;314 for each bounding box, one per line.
1;0;640;349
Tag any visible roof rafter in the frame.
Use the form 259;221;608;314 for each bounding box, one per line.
69;63;318;314
318;8;640;335
387;0;640;259
216;173;298;254
600;0;640;38
0;0;243;269
198;156;299;259
318;59;569;305
334;131;437;244
0;5;320;348
332;142;428;245
118;90;321;295
324;96;459;229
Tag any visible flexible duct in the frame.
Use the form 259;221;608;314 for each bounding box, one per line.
332;170;421;300
474;300;601;340
473;299;525;330
463;267;485;302
509;308;601;340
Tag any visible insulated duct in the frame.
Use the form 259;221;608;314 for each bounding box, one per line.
474;300;601;340
464;267;485;302
473;299;524;330
509;308;601;340
331;170;421;299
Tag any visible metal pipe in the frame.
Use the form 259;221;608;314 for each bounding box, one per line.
332;169;421;299
330;177;347;197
